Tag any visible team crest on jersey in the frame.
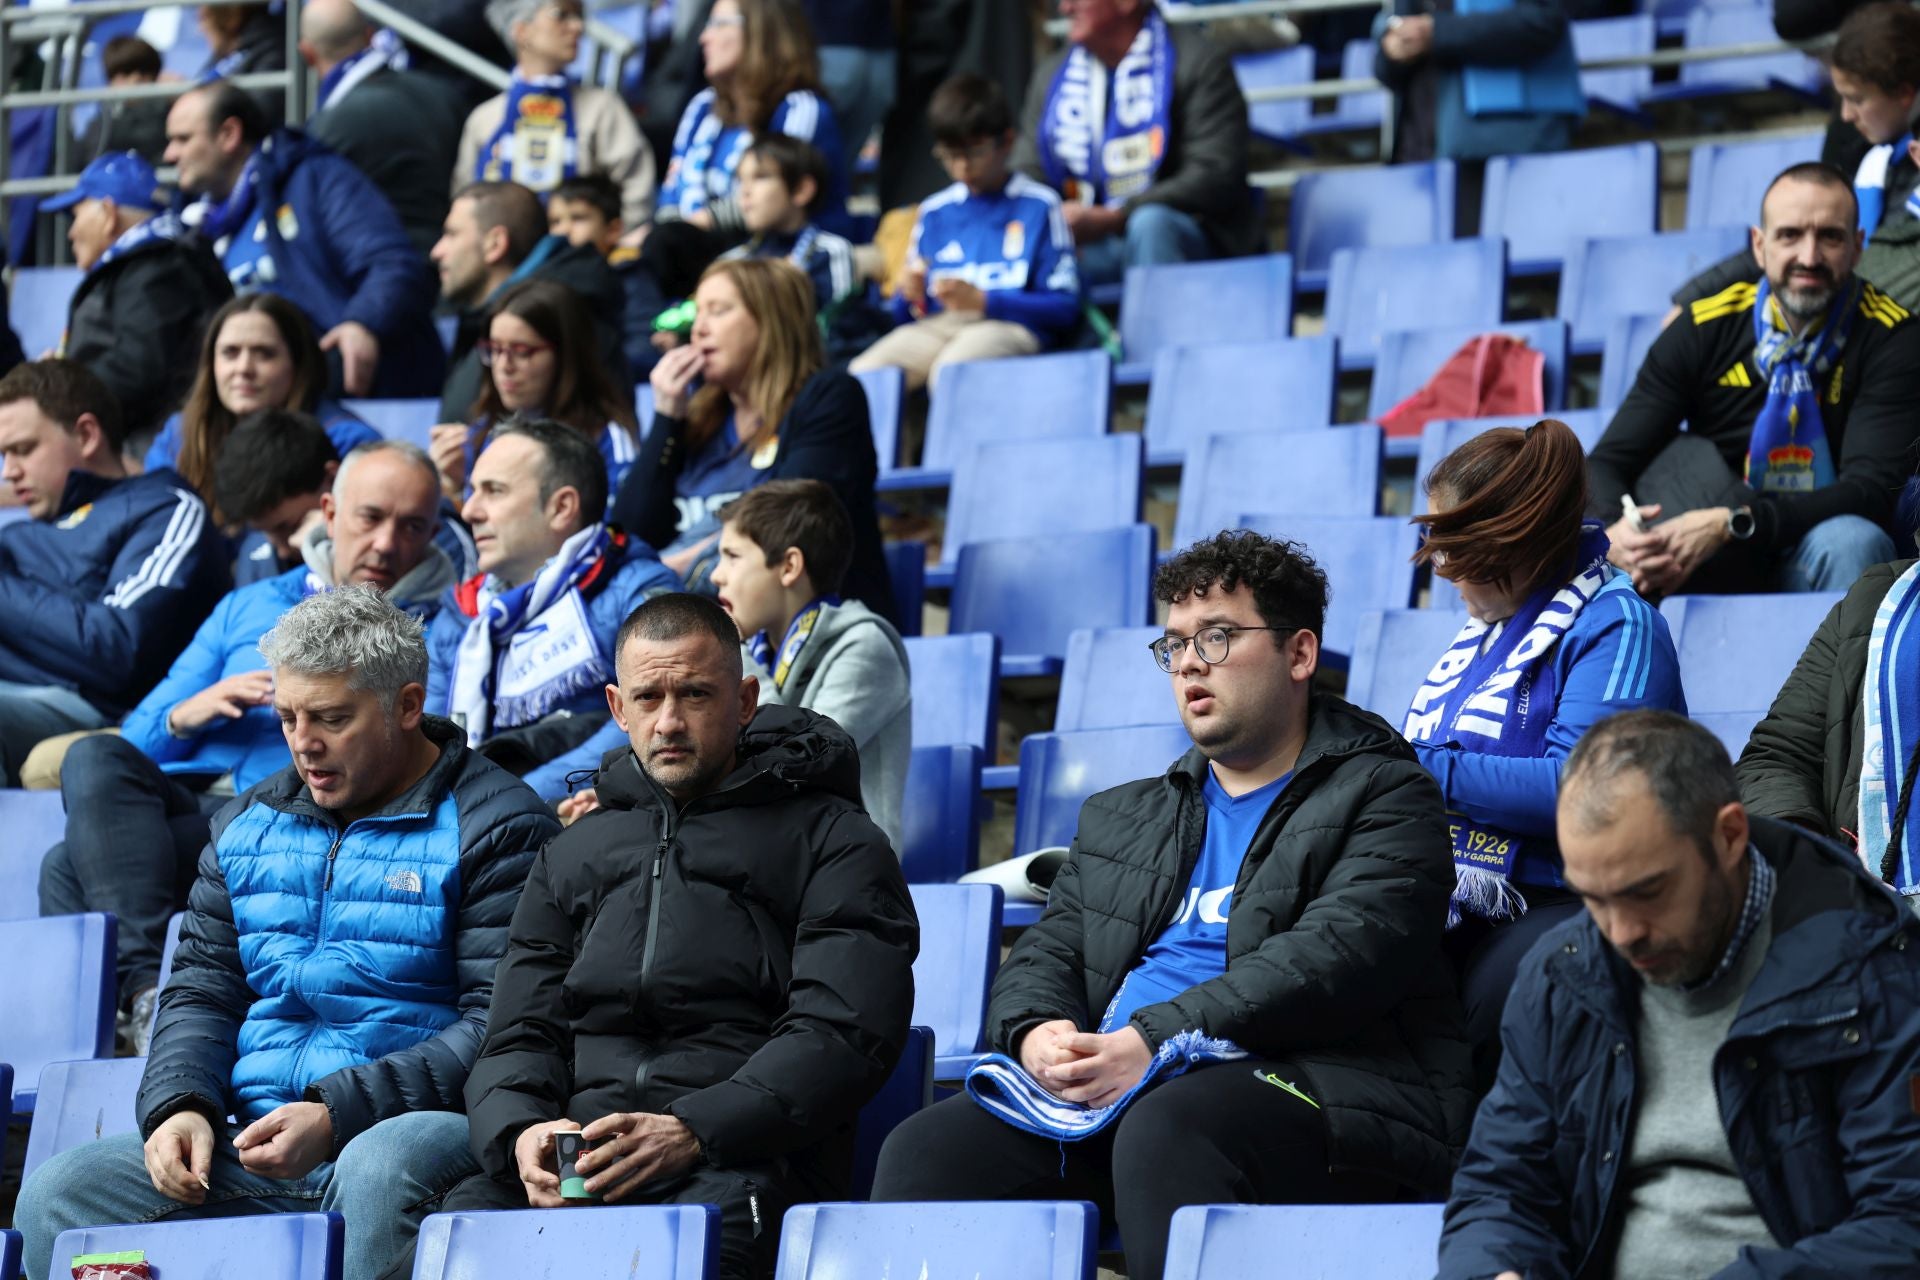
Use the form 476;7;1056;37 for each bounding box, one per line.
1002;220;1025;260
276;203;299;241
56;503;93;530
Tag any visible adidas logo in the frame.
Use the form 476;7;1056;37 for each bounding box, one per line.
934;240;966;264
1718;363;1752;389
385;869;423;894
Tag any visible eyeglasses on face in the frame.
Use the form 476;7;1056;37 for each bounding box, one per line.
476;339;554;367
1148;625;1295;673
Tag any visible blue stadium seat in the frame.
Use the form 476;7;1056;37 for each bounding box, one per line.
775;1201;1099;1280
1348;608;1478;723
900;744;983;883
1558;229;1748;353
950;524;1157;677
157;7;213;77
1013;724;1197;855
1288;162;1456;292
635;382;656;438
1;1227;16;1280
896;350;1112;488
1574;15;1656;115
22;1056;145;1181
1599;312;1667;410
54;1214;345;1280
1142;338;1338;467
1325;239;1506;368
1693;709;1766;759
160;910;185;985
855;364;904;473
903;633;999;753
1117;255;1293;386
1233;46;1316;145
413;1205;718;1279
849;1025;933;1200
11;265;81;360
941;434;1144;571
1288;39;1389;138
1686;133;1823;232
1162;1202;1447;1279
1234;515;1419;660
910;883;1002;1077
2;913;115;1113
1659;5;1827;100
0;787;65;920
886;541;925;638
1413;411;1609;514
1481;143;1660;275
342;398;439;450
1660;592;1841;719
1056;626;1182;733
1367;320;1570;421
0;1066;10;1168
1173;425;1382;554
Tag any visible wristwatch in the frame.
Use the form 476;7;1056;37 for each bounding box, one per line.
1726;506;1756;541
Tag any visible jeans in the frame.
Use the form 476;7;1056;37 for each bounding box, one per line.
1781;514;1895;593
0;679;106;786
1076;204;1214;287
16;1109;476;1280
817;45;897;158
39;733;223;1001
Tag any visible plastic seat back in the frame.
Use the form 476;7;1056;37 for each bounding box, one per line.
11;266;82;361
413;1204;717;1279
1482;143;1660;274
900;745;983;884
1056;626;1182;733
909;884;1002;1075
951;525;1157;670
1367;319;1570;419
855;364;904;472
0;787;66;920
1660;592;1843;716
775;1201;1099;1280
1574;15;1656;110
1348;609;1479;724
1686;133;1823;231
54;1212;345;1280
1234;515;1419;658
849;1026;933;1200
1599;313;1667;410
341;398;440;450
0;1228;16;1280
1013;724;1198;855
1174;425;1382;553
1163;1202;1447;1279
1680;5;1825;94
922;350;1111;472
21;1057;145;1181
2;913;115;1113
944;435;1143;567
904;633;999;753
1119;255;1294;378
1325;239;1506;364
1143;338;1337;465
1290;162;1456;291
1558;229;1748;350
1232;46;1316;142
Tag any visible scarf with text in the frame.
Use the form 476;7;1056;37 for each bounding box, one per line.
1858;558;1920;897
1036;8;1175;209
477;70;580;191
1746;276;1856;495
316;29;410;113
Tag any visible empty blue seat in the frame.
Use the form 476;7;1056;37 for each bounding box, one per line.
1117;255;1293;386
341;398;439;450
910;883;1002;1077
1289;39;1389;138
1013;724;1197;855
1289;162;1456;292
1173;425;1382;554
1668;5;1827;99
1143;338;1337;467
1660;592;1842;717
54;1213;344;1280
1348;608;1479;723
1482;143;1659;275
1163;1202;1446;1279
951;524;1156;677
11;265;81;361
22;1056;145;1180
1574;14;1656;114
1057;626;1182;733
907;350;1113;482
1693;708;1766;760
942;434;1144;570
900;744;982;883
855;364;904;473
1686;133;1823;232
1559;229;1748;352
1234;515;1419;659
849;1025;933;1200
885;540;925;638
775;1201;1099;1280
412;1205;718;1279
1325;239;1506;367
904;633;999;754
1;1227;17;1280
0;787;66;920
2;913;115;1113
1233;46;1316;144
1367;320;1570;420
1599;312;1667;410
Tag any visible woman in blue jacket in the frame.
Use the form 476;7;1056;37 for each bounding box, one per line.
1404;418;1686;1079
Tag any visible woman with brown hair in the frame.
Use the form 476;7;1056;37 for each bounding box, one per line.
427;278;639;501
1403;417;1686;1078
612;256;893;617
193;2;287;125
146;294;377;519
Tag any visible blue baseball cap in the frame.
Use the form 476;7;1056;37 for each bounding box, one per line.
42;151;166;214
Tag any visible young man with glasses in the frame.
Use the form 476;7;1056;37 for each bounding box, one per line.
872;529;1476;1280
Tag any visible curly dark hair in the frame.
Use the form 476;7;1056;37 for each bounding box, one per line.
1153;530;1330;640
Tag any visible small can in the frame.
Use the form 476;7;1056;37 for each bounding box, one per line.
553;1129;600;1201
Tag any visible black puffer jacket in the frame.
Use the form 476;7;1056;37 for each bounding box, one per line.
464;704;918;1190
989;693;1476;1195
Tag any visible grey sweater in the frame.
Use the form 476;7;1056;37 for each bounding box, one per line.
745;599;911;853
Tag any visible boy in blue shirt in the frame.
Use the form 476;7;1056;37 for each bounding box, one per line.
850;73;1081;393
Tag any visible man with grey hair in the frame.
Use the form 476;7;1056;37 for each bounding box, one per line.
1440;709;1920;1280
42;425;461;1054
18;586;558;1280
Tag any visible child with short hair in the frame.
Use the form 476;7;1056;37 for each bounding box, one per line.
86;36;167;165
547;173;661;376
849;72;1081;393
710;478;911;852
721;135;861;319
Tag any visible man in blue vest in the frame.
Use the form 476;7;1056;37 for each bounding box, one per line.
15;587;558;1280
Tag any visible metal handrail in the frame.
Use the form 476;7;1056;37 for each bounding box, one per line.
1043;0;1382;33
1;70;293;110
356;0;510;91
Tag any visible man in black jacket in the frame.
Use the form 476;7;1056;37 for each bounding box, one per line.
873;531;1475;1280
1592;162;1920;598
43;150;232;452
429;592;916;1280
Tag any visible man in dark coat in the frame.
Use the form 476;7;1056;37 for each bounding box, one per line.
1440;710;1920;1280
424;592;916;1280
873;530;1475;1280
43;150;232;449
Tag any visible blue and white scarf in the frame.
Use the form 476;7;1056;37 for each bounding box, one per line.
964;1029;1245;1141
448;523;612;745
748;595;839;692
1854;134;1914;241
1036;8;1175;208
198;48;248;84
1747;276;1856;495
1859;560;1920;899
316;29;410;113
478;70;579;192
1404;523;1613;926
189;150;263;245
93;208;189;273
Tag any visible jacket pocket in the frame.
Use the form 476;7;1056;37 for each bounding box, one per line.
744;897;793;998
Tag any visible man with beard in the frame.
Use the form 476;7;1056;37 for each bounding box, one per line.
1588;162;1920;597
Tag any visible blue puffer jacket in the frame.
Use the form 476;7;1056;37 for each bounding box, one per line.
137;717;557;1152
1440;817;1920;1279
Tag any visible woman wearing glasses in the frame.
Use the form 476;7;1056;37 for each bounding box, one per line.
428;278;639;502
1405;417;1685;1083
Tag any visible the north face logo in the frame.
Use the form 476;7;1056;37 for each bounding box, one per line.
385;870;423;894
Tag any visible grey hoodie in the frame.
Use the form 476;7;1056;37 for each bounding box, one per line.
746;599;912;853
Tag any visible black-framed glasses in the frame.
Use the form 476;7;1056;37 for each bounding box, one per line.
1148;625;1294;673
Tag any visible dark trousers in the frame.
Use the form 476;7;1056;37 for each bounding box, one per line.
38;734;223;1002
1446;890;1585;1091
870;1061;1399;1280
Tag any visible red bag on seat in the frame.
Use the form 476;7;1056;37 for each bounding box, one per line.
1377;333;1546;439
